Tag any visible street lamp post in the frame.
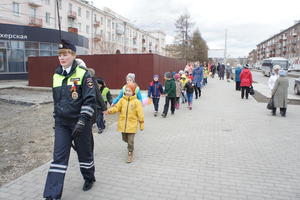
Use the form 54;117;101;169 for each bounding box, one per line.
123;22;127;54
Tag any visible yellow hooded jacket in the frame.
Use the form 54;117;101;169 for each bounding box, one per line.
181;74;188;87
108;95;144;134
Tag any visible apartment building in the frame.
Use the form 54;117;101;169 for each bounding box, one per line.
249;21;300;69
0;0;166;79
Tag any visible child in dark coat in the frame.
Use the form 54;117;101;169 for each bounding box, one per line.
184;78;195;110
148;75;164;117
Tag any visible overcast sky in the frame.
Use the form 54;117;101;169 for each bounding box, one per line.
94;0;300;58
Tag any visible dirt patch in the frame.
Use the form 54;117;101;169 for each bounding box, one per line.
0;101;117;186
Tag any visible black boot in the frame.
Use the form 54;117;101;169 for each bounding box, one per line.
83;180;95;191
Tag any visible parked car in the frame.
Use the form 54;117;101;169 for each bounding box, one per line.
294;78;300;95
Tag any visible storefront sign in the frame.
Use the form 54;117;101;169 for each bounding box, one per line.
0;33;28;40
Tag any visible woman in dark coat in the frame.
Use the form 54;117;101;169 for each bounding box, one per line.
271;70;289;116
219;64;225;80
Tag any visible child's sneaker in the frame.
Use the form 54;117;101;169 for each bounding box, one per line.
161;113;166;118
127;152;133;163
154;111;158;117
189;106;192;110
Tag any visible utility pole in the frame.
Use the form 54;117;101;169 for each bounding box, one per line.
224;29;227;64
123;22;127;54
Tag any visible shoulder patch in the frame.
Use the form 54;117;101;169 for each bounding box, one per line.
86;78;94;88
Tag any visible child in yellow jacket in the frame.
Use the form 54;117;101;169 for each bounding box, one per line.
104;83;144;163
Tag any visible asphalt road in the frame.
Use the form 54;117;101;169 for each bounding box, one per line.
251;70;297;95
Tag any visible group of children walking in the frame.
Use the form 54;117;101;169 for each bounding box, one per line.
95;65;206;163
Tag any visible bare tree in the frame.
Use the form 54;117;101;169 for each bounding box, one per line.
174;13;194;61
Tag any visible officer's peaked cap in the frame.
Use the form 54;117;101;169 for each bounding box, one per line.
59;39;76;52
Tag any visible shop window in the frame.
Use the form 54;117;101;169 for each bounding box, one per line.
8;49;25;72
8;41;24;49
0;49;7;72
25;50;39;58
40;51;52;57
40;43;52;50
52;44;58;51
0;41;7;49
25;42;39;49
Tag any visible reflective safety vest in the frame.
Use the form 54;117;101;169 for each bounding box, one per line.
53;66;86;88
101;87;110;102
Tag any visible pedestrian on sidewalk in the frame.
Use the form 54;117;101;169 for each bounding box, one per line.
148;75;164;117
219;63;225;80
104;83;144;163
268;65;281;90
240;64;253;99
192;64;203;99
111;73;142;106
235;64;242;91
174;73;183;109
203;66;209;86
43;40;96;200
211;64;216;78
180;74;188;103
271;70;289;117
162;72;176;118
96;78;113;133
184;77;195;110
225;63;232;82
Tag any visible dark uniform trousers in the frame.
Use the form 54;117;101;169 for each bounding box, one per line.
43;119;95;199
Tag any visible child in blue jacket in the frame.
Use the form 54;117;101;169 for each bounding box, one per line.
148;75;164;117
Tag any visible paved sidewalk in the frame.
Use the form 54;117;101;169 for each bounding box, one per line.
1;78;300;200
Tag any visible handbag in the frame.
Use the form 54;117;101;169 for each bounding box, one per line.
267;96;274;110
249;86;255;95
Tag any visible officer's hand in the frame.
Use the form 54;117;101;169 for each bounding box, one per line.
72;120;85;138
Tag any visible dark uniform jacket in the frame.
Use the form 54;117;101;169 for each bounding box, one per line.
52;60;96;123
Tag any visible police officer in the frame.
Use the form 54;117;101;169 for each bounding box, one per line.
43;40;96;200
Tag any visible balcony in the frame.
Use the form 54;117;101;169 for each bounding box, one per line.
292;32;297;37
68;27;78;34
93;34;102;42
68;11;77;19
94;20;100;27
28;0;42;7
29;17;43;27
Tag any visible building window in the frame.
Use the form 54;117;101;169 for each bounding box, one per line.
86;11;90;19
86;25;90;34
46;12;51;24
12;2;20;16
101;17;104;25
78;23;81;32
78;7;81;16
30;7;37;17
